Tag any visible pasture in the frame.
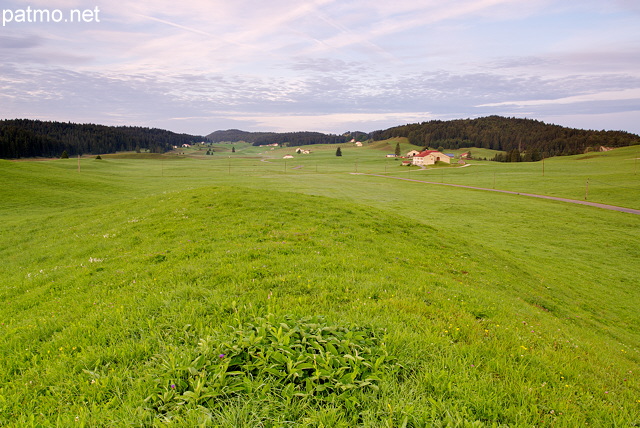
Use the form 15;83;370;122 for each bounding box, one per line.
0;143;639;426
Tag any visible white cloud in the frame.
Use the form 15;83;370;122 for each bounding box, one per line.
219;111;437;133
478;88;640;107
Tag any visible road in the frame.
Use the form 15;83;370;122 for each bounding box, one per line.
356;173;640;215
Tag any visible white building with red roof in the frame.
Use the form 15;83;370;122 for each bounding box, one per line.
411;150;451;166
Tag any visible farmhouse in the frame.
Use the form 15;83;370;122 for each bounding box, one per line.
411;150;451;166
406;150;420;157
386;154;397;158
283;154;294;159
354;141;363;147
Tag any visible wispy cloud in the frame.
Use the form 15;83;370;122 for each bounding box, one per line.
478;88;640;107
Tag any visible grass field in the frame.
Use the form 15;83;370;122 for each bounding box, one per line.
1;143;639;426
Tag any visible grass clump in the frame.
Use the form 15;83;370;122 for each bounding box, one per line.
146;314;398;422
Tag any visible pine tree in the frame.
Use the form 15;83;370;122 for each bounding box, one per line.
60;150;69;159
395;142;401;157
232;147;235;153
336;147;342;156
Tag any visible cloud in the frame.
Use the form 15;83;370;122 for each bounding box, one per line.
2;0;640;135
478;88;640;108
0;34;44;49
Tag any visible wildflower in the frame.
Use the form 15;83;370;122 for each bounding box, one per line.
170;384;176;389
219;354;225;359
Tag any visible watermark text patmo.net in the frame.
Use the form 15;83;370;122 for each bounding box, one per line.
3;6;101;27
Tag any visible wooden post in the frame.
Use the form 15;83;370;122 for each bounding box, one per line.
585;178;589;200
77;154;80;172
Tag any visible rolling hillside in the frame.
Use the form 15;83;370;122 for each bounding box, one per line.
0;146;638;426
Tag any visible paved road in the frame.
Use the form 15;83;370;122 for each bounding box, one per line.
357;173;640;215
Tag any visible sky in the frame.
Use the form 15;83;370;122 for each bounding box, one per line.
1;0;639;136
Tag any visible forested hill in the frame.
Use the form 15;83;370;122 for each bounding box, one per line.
0;119;206;159
206;129;275;144
371;116;640;157
207;129;360;147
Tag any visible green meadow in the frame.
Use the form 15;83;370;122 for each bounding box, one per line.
1;142;639;427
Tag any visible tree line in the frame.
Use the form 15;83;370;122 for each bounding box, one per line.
0;119;206;159
370;116;639;160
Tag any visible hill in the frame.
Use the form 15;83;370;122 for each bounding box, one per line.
206;129;276;144
207;129;367;147
0;150;638;426
207;116;639;160
0;119;207;159
370;116;640;158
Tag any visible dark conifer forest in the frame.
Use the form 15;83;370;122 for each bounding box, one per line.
3;116;638;160
0;119;206;159
370;116;639;160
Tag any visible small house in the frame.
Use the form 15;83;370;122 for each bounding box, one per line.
406;150;420;157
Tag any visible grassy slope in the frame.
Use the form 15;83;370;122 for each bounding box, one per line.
0;148;639;426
